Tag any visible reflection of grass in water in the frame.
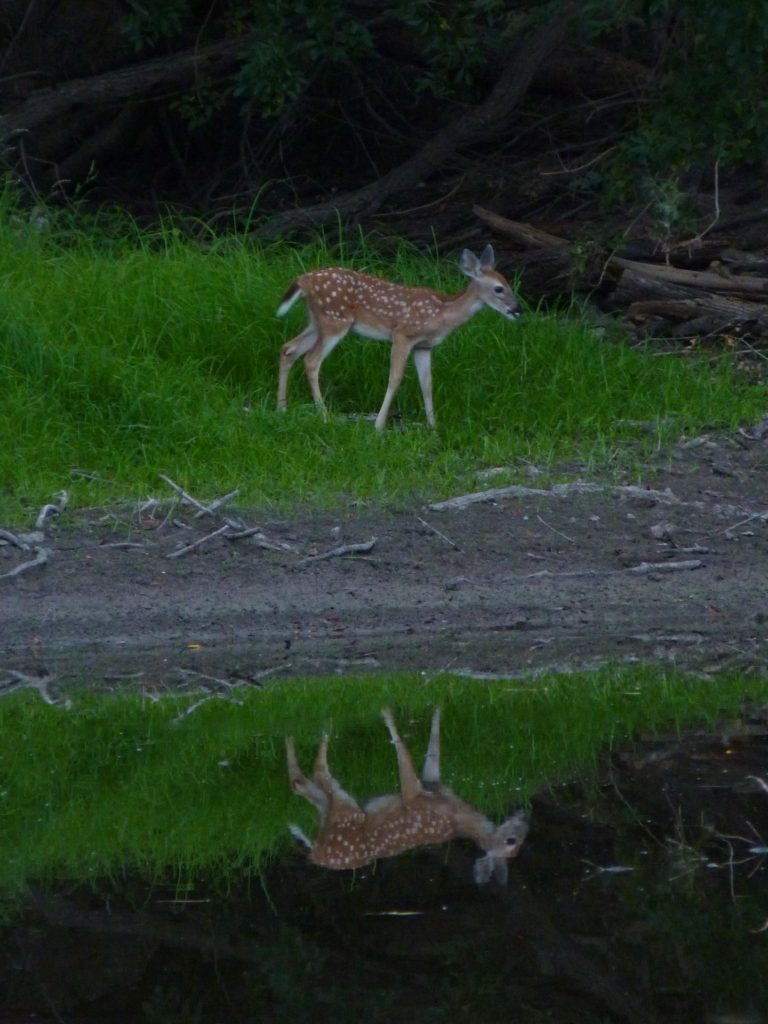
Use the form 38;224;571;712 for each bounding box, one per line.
0;666;766;898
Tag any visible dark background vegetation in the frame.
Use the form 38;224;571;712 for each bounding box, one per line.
2;1;768;338
1;1;765;231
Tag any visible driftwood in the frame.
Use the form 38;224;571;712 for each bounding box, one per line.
473;205;768;342
298;537;377;566
429;479;764;523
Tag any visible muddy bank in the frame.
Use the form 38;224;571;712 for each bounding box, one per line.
2;430;768;692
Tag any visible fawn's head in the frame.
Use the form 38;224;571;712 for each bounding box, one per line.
473;810;530;885
460;244;520;321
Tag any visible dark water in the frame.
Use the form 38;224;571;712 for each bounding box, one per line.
2;724;767;1024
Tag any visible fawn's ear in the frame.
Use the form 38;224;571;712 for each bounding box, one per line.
459;249;482;279
473;853;495;885
479;244;495;271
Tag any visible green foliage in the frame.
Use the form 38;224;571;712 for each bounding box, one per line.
122;0;191;51
231;0;374;116
120;0;522;117
393;0;519;95
118;0;768;185
585;0;768;196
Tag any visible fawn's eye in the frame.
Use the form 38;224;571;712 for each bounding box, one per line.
505;836;518;846
494;285;504;294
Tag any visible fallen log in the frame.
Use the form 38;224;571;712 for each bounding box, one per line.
474;205;768;339
611;270;768;332
610;257;768;298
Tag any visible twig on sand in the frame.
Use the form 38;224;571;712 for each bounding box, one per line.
224;526;299;553
0;527;30;550
527;558;702;579
536;514;575;544
626;559;703;575
428;481;603;511
0;546;50;580
429;479;761;522
417;516;461;551
299;537;377;566
166;524;230;559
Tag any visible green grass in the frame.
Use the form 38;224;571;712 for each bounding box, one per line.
0;198;765;520
0;665;765;898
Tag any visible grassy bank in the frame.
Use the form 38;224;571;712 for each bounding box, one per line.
0;202;764;519
0;666;765;898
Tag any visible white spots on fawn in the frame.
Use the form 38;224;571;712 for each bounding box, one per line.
285;708;529;882
276;245;520;429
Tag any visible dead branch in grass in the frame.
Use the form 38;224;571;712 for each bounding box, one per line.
159;474;211;513
192;489;240;518
159;475;241;522
35;490;68;530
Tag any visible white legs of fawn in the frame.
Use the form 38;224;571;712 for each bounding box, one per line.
286;708;529;884
276;245;520;431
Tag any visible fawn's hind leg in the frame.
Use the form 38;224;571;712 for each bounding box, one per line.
278;323;318;411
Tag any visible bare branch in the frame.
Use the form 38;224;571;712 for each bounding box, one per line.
0;546;49;580
159;475;212;514
35;490;68;530
416;516;461;551
299;537;377;566
0;527;30;550
0;669;70;708
192;488;240;519
224;526;299;552
166;524;230;559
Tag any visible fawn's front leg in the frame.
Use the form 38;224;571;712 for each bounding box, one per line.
375;334;414;431
411;348;436;428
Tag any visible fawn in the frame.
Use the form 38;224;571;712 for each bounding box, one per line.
276;245;520;430
286;708;529;884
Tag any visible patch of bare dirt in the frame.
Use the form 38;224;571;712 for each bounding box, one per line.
2;428;768;693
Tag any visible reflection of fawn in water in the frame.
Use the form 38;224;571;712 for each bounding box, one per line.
286;708;529;884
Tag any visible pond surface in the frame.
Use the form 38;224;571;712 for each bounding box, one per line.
3;711;767;1024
